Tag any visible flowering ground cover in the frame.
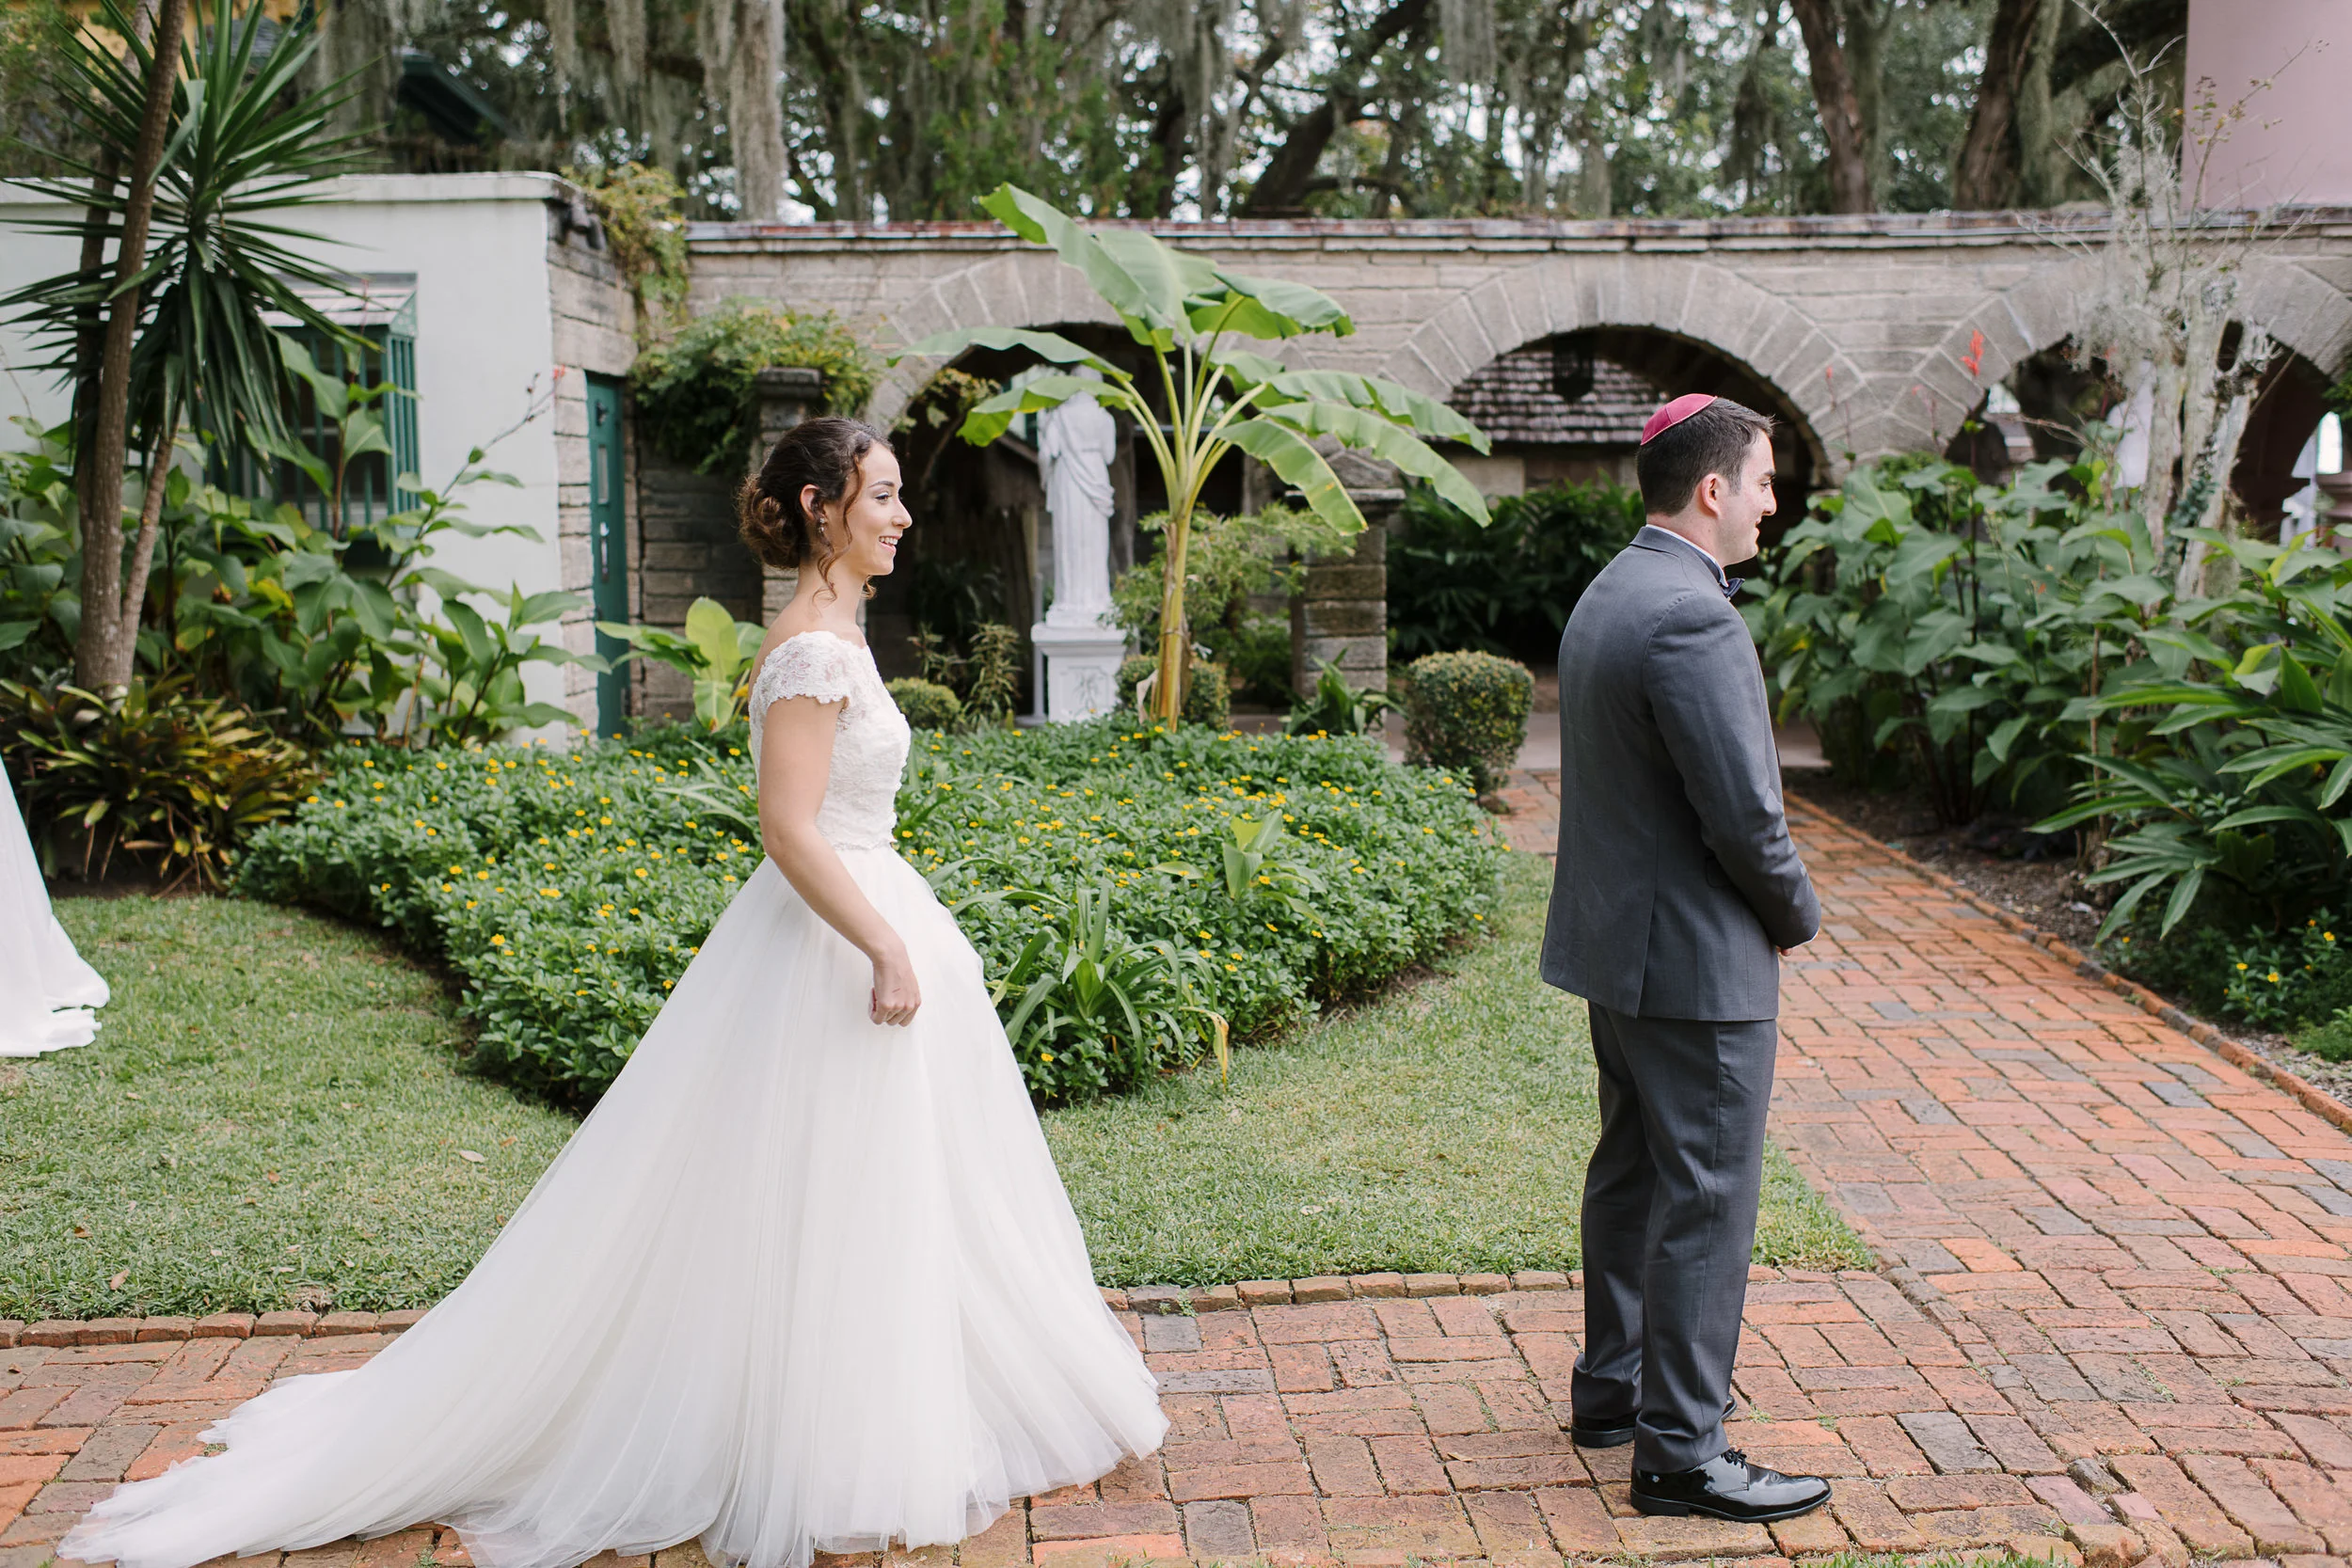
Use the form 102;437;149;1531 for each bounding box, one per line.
233;718;1505;1103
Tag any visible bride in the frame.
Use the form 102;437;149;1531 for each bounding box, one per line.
61;417;1168;1568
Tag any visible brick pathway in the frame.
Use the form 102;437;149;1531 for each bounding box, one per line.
15;799;2352;1568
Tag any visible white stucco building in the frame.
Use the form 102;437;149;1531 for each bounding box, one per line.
0;172;639;740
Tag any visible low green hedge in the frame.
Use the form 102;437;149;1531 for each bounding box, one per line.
234;718;1503;1105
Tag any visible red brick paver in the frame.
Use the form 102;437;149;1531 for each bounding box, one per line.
13;800;2352;1568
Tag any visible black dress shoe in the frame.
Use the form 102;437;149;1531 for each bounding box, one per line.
1570;1397;1740;1449
1630;1449;1831;1523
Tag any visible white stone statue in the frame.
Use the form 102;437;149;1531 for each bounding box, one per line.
1030;372;1127;721
1039;376;1118;628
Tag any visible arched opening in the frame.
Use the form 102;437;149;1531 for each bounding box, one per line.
1952;341;2345;545
1443;327;1824;557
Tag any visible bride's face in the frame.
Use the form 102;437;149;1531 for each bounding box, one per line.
807;445;911;579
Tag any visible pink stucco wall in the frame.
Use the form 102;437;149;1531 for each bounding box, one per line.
2185;0;2352;207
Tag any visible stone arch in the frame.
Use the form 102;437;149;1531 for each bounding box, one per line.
1376;254;1851;481
867;248;1123;426
1915;250;2352;444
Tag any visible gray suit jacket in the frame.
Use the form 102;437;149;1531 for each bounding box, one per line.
1540;526;1819;1021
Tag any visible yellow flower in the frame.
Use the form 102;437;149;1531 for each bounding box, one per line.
491;934;506;945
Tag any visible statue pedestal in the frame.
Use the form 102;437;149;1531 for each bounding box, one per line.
1030;622;1128;722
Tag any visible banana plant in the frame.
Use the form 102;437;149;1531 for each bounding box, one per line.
596;596;765;732
894;183;1491;723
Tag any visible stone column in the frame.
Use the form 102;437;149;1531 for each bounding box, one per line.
2319;471;2352;554
1292;488;1396;694
754;366;828;623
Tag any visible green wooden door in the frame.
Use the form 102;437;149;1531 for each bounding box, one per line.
587;375;629;736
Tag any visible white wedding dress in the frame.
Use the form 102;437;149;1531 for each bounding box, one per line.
61;629;1168;1568
1;763;108;1056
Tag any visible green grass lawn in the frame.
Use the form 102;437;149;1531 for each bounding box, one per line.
1046;851;1868;1285
2;895;579;1320
4;853;1865;1320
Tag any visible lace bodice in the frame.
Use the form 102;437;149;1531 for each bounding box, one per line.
747;630;911;851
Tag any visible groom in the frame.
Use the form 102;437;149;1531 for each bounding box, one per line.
1541;394;1828;1524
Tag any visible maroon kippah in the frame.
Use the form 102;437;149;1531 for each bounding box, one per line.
1640;392;1718;445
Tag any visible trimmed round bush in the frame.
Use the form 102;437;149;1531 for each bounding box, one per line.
1402;650;1534;796
885;677;962;730
1117;656;1231;729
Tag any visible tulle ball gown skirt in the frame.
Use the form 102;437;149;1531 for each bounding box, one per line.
62;847;1168;1568
0;767;108;1057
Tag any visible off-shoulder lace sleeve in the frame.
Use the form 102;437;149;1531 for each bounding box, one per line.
751;631;857;721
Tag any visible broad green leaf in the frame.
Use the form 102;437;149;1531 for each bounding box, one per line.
685;596;741;673
1248;366;1490;453
443;599;496;669
896;326;1125;380
2157;865;2206;937
1263;400;1491;525
1219;420;1362;535
1188;293;1302;342
2280;651;2326;715
1206;268;1353;336
979;185;1185;338
959;373;1111;446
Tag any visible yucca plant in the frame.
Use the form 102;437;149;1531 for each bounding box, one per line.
898;183;1490;724
1;0;372;695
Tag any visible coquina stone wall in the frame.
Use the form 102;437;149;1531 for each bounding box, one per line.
680;208;2352;694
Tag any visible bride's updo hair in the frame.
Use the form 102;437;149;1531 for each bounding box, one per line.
737;416;890;596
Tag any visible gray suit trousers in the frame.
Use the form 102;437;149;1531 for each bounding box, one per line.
1573;1004;1777;1473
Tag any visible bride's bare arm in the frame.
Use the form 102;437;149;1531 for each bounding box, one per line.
757;691;921;1025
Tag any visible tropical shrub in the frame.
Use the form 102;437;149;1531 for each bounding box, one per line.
596;597;765;732
1750;451;2183;828
234;719;1504;1104
1391;478;1645;663
1288;660;1393;738
1;409;603;750
886;677;962;729
1119;655;1229;728
1111;504;1344;706
0;672;315;887
2039;530;2352;939
630;300;880;474
0;423;78;680
1401;651;1533;796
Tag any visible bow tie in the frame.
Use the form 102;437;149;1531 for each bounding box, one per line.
1721;576;1744;599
